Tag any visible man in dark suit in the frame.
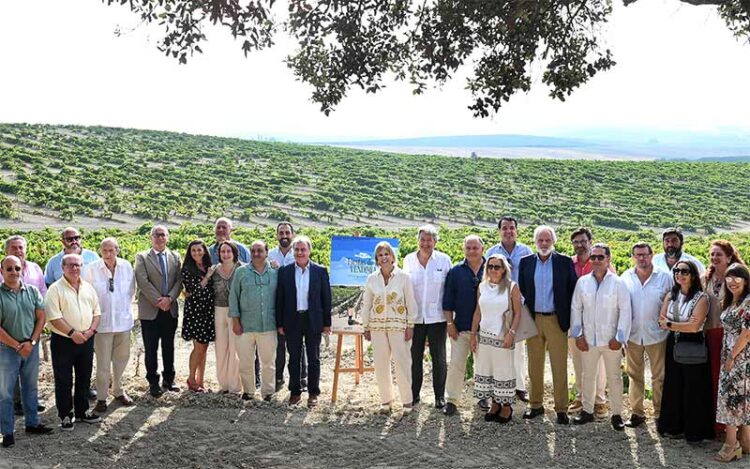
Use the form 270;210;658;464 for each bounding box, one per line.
518;225;577;424
134;225;183;398
275;235;332;407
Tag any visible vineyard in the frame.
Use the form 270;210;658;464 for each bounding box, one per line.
4;224;749;278
1;123;750;232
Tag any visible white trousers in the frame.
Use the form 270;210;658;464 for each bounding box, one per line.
215;306;241;393
445;332;472;405
569;337;606;404
371;330;412;406
94;331;131;398
236;331;277;398
581;346;623;415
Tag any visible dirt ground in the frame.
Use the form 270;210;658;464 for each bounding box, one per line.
0;315;730;469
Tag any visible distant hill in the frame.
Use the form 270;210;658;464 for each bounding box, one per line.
2;122;750;233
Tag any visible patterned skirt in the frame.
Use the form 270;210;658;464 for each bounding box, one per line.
473;330;516;405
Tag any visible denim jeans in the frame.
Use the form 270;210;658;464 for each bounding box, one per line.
0;343;40;435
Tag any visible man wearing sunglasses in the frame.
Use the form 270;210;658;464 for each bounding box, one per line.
1;236;47;417
570;244;632;430
0;256;53;448
82;238;136;412
518;225;577;425
43;227;100;287
442;235;485;416
229;240;279;401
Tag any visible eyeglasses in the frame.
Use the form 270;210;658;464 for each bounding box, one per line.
673;268;691;276
633;253;652;258
589;255;607;261
64;263;83;269
571;240;588;246
64;235;81;242
4;266;21;272
486;264;504;271
726;277;745;284
109;278;115;292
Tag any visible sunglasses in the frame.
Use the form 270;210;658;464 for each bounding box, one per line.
590;255;607;261
486;264;504;271
725;277;745;285
4;266;21;272
673;268;691;276
109;278;115;292
64;235;81;242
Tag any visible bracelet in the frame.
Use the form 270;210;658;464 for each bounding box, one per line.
447;322;454;326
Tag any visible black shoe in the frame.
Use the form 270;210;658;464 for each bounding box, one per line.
477;398;491;411
162;382;179;392
275;380;284;392
60;416;74;431
87;388;97;401
263;395;273;402
241;393;254;401
497;405;514;424
611;415;625;431
523;407;545;419
2;434;14;448
14;404;23;416
515;390;529;402
77;411;101;424
25;424;53;435
149;386;164;398
443;402;458;416
37;404;46;412
574;411;594;425
434;397;445;409
556;412;570;425
625;414;646;428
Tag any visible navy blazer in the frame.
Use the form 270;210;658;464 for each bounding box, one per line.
275;261;332;335
518;251;577;332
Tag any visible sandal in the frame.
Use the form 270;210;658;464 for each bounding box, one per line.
484;403;501;422
715;443;742;463
497;404;514;424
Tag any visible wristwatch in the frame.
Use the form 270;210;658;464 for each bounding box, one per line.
509;329;516;335
31;339;37;346
666;321;673;328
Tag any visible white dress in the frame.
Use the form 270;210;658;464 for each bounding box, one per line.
474;282;516;404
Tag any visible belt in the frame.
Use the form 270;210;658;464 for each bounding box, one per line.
535;311;555;315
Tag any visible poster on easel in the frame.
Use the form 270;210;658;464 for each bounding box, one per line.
329;235;400;333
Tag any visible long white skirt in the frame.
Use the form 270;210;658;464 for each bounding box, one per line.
474;330;516;405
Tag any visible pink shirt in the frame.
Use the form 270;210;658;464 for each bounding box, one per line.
0;260;47;296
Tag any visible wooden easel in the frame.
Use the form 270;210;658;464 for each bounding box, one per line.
330;330;374;403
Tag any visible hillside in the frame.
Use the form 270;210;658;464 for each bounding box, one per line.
1;123;749;233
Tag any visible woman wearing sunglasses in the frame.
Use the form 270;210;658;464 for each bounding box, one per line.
715;263;750;462
470;254;521;423
657;260;714;442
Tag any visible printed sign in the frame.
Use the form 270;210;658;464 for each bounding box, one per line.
329;235;400;287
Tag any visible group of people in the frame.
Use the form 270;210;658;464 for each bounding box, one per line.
0;219;748;464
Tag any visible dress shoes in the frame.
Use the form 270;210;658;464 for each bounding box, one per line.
241;393;254;401
87;388;98;401
25;424;53;435
515;390;529;403
556;412;570;425
443;402;458;416
149;386;164;398
573;410;594;425
94;400;108;413
625;414;646;428
497;405;514;424
2;434;14;448
522;407;545;419
162;382;180;392
594;402;608;418
289;394;302;406
611;415;625;431
434;397;445;409
308;395;319;407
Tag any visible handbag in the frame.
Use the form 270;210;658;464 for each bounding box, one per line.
501;283;539;343
670;292;708;365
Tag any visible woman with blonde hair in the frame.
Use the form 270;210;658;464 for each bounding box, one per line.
470;254;522;423
703;240;745;436
361;241;418;414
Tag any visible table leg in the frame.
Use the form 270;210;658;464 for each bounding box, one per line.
331;334;344;403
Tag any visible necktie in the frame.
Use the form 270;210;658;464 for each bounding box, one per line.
158;252;168;296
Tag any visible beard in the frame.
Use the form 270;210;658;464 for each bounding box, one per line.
279;238;291;248
537;248;553;257
665;247;681;258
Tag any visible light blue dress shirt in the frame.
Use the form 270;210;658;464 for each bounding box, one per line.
486;241;532;283
43;249;100;286
533;255;555;313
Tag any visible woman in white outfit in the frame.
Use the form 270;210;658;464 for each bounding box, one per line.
362;241;419;414
470;254;521;423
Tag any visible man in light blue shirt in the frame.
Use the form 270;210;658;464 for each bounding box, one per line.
485;215;532;402
44;228;100;286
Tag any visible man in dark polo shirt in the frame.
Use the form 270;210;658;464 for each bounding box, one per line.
0;256;53;448
442;235;485;416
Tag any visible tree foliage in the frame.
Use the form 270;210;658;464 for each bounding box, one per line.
105;0;750;116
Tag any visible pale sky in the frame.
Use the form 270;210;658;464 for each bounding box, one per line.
1;0;749;141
